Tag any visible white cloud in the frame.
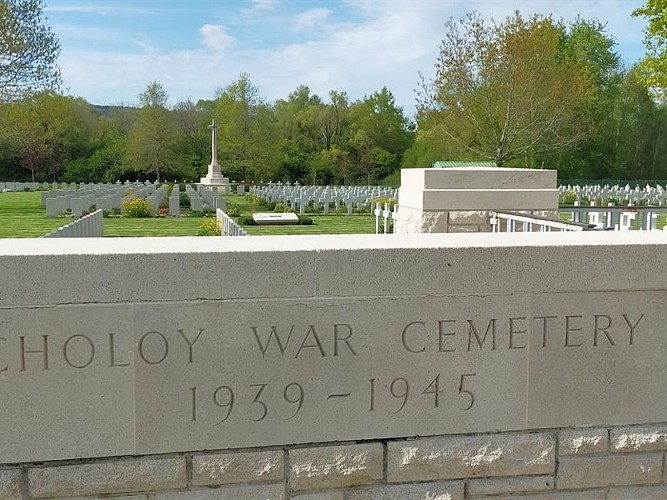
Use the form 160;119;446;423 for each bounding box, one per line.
244;0;279;13
56;0;648;115
293;8;332;32
199;24;236;52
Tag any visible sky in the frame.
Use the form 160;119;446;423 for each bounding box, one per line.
43;0;649;114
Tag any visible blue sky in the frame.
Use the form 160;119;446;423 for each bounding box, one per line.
44;0;648;113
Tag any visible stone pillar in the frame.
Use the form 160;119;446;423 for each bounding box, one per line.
396;167;558;233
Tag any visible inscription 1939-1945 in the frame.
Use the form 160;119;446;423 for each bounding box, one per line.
0;310;647;429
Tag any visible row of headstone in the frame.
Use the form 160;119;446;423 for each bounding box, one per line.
249;184;398;214
43;209;104;238
146;186;168;216
184;185;204;212
560;183;667;207
198;186;226;212
216;208;247;236
42;182;161;217
0;182;41;192
169;185;180;217
374;202;399;234
563;202;666;231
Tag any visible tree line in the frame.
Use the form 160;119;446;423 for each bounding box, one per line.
0;0;666;184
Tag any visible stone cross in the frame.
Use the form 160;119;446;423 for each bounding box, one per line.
208;119;219;166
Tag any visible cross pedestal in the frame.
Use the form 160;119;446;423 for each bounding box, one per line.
200;119;231;191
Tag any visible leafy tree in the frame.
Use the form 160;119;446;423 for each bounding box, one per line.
349;87;413;181
633;0;667;99
418;12;597;167
0;0;61;102
126;81;178;181
297;91;349;152
215;72;276;181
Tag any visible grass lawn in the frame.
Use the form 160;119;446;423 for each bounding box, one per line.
0;191;376;237
2;190;664;238
0;192;69;238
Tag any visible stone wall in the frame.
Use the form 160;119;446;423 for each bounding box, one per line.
2;232;667;498
2;423;665;498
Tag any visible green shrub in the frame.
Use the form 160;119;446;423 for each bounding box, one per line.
245;193;262;205
226;203;241;217
123;197;152;218
373;197;397;207
189;211;204;217
562;191;577;205
238;215;257;225
298;215;313;225
263;201;277;210
274;202;291;213
179;192;190;207
197;219;221;236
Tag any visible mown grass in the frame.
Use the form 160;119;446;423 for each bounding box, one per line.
0;191;376;237
0;191;68;238
225;193;375;235
2;190;664;238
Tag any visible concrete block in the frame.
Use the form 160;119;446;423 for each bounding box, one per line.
293;493;344;500
289;443;383;491
467;475;554;496
29;457;186;497
607;485;667;499
387;433;555;482
0;469;22;500
557;454;662;489
152;484;285;500
0;305;135;463
59;496;147;500
0;238;318;307
611;424;667;452
403;167;557;190
526;291;667;429
348;480;464;500
419;189;558;211
132;295;528;455
192;450;284;485
558;428;608;455
483;492;606;500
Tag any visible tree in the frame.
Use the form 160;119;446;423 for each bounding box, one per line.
633;0;667;99
0;0;61;102
215;73;276;181
418;12;596;167
126;81;177;182
349;87;413;181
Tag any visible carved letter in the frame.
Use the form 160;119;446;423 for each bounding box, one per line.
19;335;49;371
333;324;357;356
109;332;130;367
593;315;615;346
467;319;497;351
534;316;557;347
438;320;456;352
138;331;169;365
565;315;583;347
63;334;95;369
0;338;6;372
509;317;527;349
251;326;294;359
295;325;326;358
401;321;426;353
623;313;645;345
178;328;205;363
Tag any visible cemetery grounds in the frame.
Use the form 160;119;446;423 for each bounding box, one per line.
0;190;376;238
